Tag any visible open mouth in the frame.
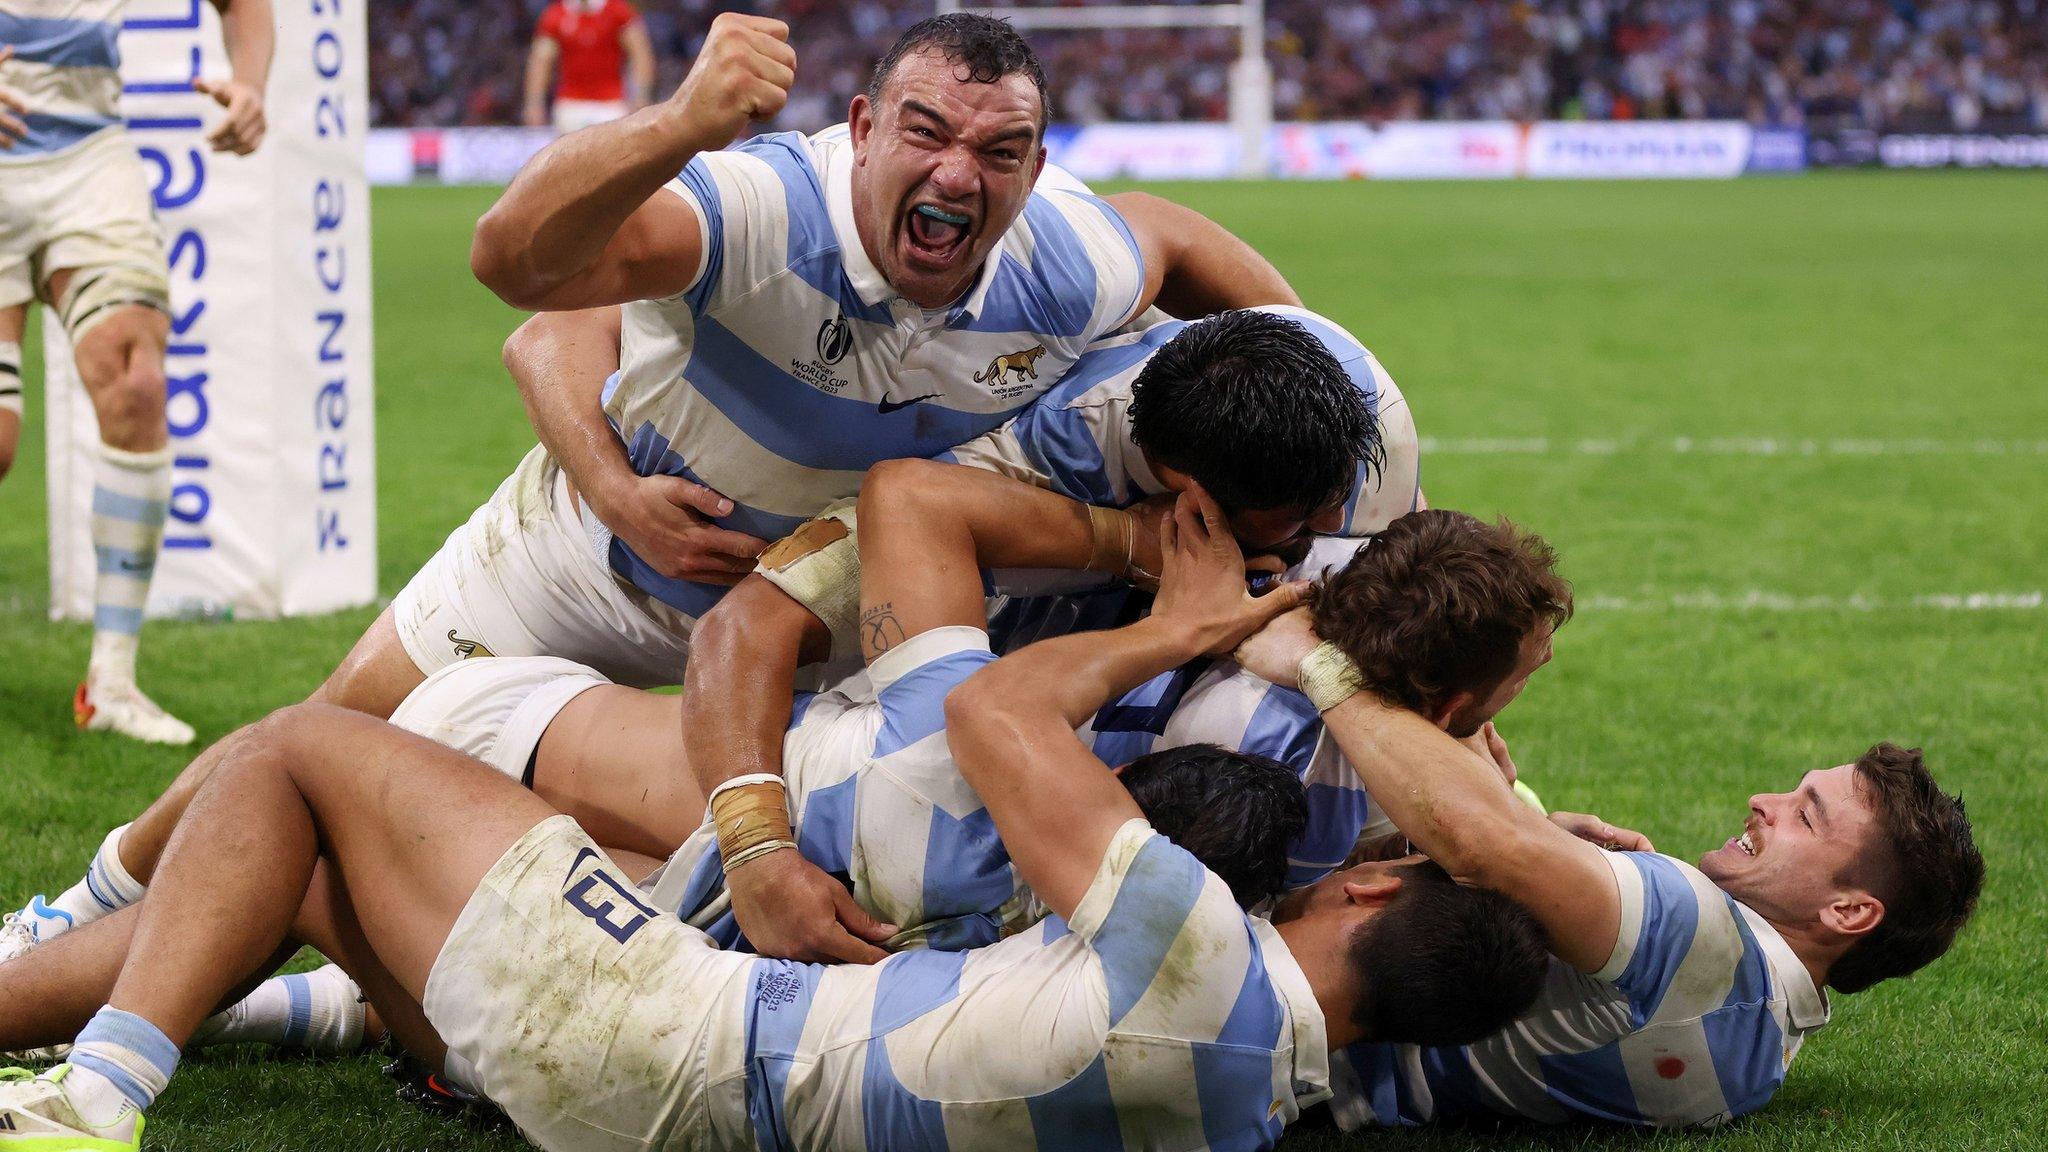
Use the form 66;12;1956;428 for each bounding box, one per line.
1728;828;1759;858
904;203;973;265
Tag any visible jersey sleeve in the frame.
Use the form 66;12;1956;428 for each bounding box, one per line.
534;4;563;42
660;146;787;315
1069;819;1263;1035
1596;853;1771;1027
1041;191;1149;340
1341;361;1421;537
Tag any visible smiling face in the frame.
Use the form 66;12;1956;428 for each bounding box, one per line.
847;51;1045;309
1698;762;1886;928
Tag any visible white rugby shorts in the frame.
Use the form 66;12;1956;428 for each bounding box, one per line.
388;656;612;783
424;815;756;1151
0;129;167;312
393;446;697;687
552;98;631;134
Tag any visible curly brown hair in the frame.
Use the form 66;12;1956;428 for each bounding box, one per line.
1313;510;1572;717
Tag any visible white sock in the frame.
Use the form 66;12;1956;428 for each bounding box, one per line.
189;964;367;1055
65;1007;179;1123
88;443;173;689
47;824;148;929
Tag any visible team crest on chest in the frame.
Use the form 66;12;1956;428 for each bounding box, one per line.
816;314;854;366
974;345;1049;400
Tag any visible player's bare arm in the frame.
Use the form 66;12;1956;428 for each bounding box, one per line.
472;12;795;310
0;47;30;150
1235;608;1624;972
622;18;657;111
946;486;1307;916
1109;191;1303;318
522;35;561;127
501;308;767;582
197;0;274;155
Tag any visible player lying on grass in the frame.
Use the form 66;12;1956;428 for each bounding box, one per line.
307;10;1305;718
1230;613;1987;1129
0;492;1551;1152
0;302;1409;962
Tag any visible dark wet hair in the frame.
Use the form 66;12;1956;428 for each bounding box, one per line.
1130;310;1381;518
1348;859;1550;1046
868;13;1051;126
1120;742;1307;908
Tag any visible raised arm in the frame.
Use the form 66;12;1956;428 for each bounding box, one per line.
1109;192;1302;318
945;488;1306;919
1237;611;1622;972
501;308;767;584
197;0;272;155
472;13;793;310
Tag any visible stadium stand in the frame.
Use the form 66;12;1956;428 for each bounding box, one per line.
368;0;2048;132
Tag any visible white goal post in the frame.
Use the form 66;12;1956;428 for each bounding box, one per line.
935;1;1273;177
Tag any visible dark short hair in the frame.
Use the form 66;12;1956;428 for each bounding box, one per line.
1129;311;1383;518
867;13;1051;126
1828;743;1984;994
1120;742;1307;908
1314;510;1571;717
1348;859;1550;1046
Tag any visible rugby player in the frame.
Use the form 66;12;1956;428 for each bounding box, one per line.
0;1;270;745
312;10;1303;714
521;0;655;134
0;491;1551;1152
1232;612;1986;1129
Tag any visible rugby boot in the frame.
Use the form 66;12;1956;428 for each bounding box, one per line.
0;898;69;965
0;1065;142;1151
74;678;194;747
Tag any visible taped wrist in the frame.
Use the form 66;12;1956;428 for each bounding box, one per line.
707;774;796;872
57;264;171;342
756;498;860;649
1085;504;1137;578
0;341;20;416
1299;640;1365;713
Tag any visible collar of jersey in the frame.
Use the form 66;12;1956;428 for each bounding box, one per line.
821;129;1005;323
1735;902;1831;1032
1250;915;1334;1108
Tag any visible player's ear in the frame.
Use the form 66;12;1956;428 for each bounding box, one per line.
1819;890;1884;940
1342;872;1402;907
1425;692;1472;732
1030;145;1046;183
849;94;874;152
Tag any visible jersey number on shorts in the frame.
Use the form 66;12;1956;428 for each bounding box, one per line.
564;848;661;943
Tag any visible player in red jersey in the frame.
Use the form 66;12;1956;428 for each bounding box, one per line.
522;0;656;134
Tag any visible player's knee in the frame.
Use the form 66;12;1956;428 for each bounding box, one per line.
860;457;949;519
92;359;168;442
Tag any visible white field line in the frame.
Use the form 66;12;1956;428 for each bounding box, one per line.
1578;591;2043;613
1420;436;2048;457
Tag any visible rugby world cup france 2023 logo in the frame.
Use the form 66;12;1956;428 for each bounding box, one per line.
817;315;854;366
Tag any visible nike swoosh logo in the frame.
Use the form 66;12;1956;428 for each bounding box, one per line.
877;393;943;415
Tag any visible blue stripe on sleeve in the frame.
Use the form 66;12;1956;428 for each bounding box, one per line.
1001;401;1117;506
862;950;967;1151
1192;928;1290;1148
966;196;1099;338
873;648;997;758
1026;1052;1125;1150
796;774;859;876
0;15;120;68
1288;781;1377;888
675;160;726;314
1088;833;1210;1026
1613;854;1703;1026
918;805;1013;948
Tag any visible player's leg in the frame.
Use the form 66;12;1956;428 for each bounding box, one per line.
308;603;428;717
0;704;558;1140
529;683;703;858
43;266;193;747
0;303;24;483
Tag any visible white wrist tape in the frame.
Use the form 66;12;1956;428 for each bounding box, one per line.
755;499;861;649
1299;641;1365;713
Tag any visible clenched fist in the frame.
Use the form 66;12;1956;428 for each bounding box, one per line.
669;13;796;151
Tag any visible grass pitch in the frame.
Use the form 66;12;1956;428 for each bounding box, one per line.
3;173;2045;1150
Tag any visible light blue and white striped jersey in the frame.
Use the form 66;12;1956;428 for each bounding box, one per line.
1082;651;1394;891
649;626;1029;952
945;304;1421;540
1327;851;1831;1129
598;125;1147;618
720;818;1331;1151
0;0;126;161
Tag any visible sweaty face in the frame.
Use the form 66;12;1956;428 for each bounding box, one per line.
848;53;1044;309
1698;763;1884;924
1229;496;1349;556
1441;625;1554;738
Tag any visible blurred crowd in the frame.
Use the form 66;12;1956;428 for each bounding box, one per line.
369;0;2048;132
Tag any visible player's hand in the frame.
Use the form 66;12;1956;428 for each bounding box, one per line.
596;473;767;585
1460;722;1518;789
727;848;897;964
0;48;32;150
1151;485;1310;655
1231;605;1319;688
193;77;266;155
667;13;795;150
1550;811;1656;854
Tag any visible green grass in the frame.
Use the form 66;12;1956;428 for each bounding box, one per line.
3;173;2045;1149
